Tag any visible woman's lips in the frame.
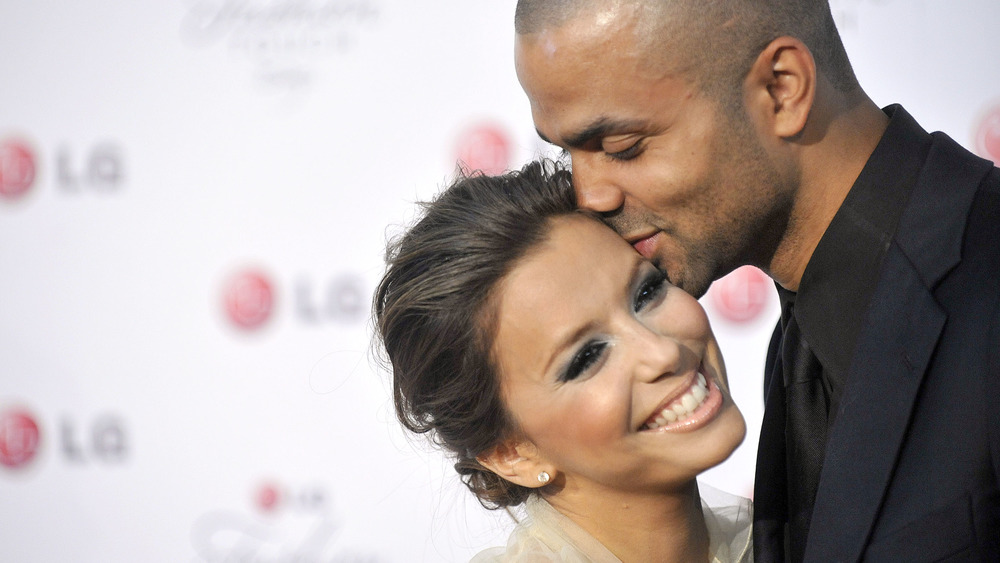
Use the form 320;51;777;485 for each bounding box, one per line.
632;232;663;260
641;372;724;433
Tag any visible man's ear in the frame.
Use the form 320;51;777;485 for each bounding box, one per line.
477;439;555;489
745;36;816;139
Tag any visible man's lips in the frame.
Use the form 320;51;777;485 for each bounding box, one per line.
631;231;663;260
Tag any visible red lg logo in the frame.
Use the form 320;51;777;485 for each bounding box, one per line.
709;266;773;323
0;139;37;200
256;481;283;512
975;104;1000;164
456;123;511;175
252;480;325;514
223;270;275;330
0;409;41;470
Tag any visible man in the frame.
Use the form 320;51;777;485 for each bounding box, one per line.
513;1;1000;561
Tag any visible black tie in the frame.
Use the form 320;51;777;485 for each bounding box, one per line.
781;291;829;562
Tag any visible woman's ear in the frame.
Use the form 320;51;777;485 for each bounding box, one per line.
745;36;816;139
477;439;555;489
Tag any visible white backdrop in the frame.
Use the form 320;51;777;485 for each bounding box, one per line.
2;1;999;561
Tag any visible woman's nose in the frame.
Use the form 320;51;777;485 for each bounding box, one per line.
629;325;682;384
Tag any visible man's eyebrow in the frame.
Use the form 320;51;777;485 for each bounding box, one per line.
537;117;646;150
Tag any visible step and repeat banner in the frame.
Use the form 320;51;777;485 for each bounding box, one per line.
2;1;999;561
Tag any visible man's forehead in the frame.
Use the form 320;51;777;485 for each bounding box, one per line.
516;3;639;57
515;0;640;36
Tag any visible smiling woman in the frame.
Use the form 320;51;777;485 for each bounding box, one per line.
373;161;751;562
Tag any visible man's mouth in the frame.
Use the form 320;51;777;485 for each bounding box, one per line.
641;372;722;432
631;232;663;260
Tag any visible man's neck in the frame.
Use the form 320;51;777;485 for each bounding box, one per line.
768;96;889;291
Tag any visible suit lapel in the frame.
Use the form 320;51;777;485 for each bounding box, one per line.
803;250;944;561
803;134;992;561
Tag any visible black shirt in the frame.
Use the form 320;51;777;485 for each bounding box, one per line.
791;104;933;429
776;105;935;561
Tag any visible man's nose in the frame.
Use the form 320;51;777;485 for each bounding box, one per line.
571;156;626;213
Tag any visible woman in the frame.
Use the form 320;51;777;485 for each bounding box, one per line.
374;161;751;562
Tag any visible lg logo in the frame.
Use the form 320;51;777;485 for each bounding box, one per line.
456;123;511;176
56;143;124;192
975;104;1000;164
0;140;36;200
222;269;368;331
0;136;125;202
708;266;774;324
223;270;275;330
60;414;129;464
0;407;129;472
0;409;41;470
254;480;327;514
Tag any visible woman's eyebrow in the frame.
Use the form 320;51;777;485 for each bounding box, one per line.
541;253;645;376
543;319;598;377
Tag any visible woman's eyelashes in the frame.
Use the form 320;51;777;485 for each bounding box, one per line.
634;268;668;312
561;340;608;382
558;269;668;383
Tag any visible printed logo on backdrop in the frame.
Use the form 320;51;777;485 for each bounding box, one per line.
974;103;1000;164
0;409;41;470
224;269;276;330
707;266;773;324
0;407;129;475
180;0;382;94
0;139;37;201
191;479;386;561
0;136;126;205
222;267;369;332
60;413;129;464
56;142;125;193
455;123;512;176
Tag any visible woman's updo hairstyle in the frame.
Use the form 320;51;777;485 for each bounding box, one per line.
373;160;576;508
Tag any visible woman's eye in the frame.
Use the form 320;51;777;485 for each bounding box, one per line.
605;141;643;161
634;269;668;312
561;341;608;382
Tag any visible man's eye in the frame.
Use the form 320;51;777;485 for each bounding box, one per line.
606;142;643;161
634;269;668;312
561;341;608;382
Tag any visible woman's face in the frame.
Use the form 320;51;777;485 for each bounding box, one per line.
491;214;745;495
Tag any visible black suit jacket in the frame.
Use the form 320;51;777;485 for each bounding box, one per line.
755;117;1000;562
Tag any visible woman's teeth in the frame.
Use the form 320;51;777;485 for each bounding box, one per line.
644;373;709;430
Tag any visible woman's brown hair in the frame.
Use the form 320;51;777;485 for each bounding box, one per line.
373;160;575;508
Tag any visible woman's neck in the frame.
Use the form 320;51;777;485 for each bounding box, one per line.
544;479;710;562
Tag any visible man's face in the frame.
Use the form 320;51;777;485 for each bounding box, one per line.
514;9;793;297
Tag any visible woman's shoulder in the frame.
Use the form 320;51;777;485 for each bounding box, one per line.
472;486;754;562
470;496;618;563
700;482;754;563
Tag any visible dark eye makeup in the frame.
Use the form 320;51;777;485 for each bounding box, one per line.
561;340;608;382
633;267;668;312
558;265;669;382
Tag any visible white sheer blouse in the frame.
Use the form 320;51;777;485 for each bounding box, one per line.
470;484;752;562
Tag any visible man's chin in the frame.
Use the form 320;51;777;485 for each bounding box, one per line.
669;269;712;299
